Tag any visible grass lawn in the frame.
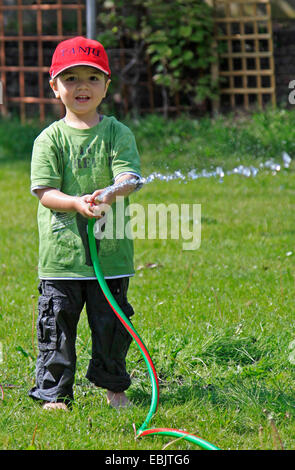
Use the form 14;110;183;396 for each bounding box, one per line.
1;108;295;450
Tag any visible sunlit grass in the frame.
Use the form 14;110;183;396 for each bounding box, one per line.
1;109;295;450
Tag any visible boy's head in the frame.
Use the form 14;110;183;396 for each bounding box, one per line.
49;36;111;80
49;37;111;120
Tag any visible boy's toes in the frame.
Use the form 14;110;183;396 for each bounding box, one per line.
43;402;68;411
107;391;132;409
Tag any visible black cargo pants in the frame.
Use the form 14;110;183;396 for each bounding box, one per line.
29;277;134;404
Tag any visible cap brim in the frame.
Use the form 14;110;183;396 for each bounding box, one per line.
51;62;110;79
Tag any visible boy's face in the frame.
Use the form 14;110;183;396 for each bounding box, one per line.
50;66;110;119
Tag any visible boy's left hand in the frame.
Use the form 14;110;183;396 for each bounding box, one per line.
86;189;113;218
89;188;114;205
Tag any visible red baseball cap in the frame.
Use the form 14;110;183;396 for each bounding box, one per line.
49;36;111;79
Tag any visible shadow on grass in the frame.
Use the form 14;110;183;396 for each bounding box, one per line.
129;376;295;418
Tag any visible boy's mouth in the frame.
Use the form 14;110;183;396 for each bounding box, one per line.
75;95;90;102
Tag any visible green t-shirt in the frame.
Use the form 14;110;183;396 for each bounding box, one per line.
31;116;141;279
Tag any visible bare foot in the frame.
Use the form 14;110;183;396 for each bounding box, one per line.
43;402;68;411
106;391;131;409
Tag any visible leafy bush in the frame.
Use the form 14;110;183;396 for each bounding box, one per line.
97;0;217;105
142;0;216;103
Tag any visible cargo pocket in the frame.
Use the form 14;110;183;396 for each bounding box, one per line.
121;278;135;319
37;296;57;351
107;279;135;360
108;278;135;318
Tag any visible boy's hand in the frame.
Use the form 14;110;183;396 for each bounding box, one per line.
74;194;99;219
75;194;111;219
89;188;115;206
89;175;139;208
87;190;112;218
36;188;106;219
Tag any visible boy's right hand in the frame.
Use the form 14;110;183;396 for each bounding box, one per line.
36;188;102;219
74;194;104;219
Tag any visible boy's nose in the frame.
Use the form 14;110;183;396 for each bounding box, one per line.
77;80;89;89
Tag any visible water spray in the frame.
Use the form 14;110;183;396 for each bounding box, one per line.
87;217;220;450
96;152;291;201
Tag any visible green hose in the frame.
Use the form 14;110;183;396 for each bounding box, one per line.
88;218;220;450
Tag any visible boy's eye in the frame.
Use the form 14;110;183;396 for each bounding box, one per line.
89;75;101;81
64;75;76;82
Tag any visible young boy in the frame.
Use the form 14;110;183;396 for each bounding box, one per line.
29;36;141;410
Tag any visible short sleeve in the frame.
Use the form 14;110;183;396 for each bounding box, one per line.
31;131;62;194
111;124;141;180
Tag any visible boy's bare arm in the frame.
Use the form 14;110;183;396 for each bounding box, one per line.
89;174;139;206
35;187;96;218
36;174;139;218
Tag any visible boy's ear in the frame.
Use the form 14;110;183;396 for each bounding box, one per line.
49;79;60;99
103;79;111;98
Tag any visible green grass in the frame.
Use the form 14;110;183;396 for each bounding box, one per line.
1;108;295;450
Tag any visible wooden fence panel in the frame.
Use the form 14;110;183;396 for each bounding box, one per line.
0;0;85;121
0;0;277;120
213;0;276;111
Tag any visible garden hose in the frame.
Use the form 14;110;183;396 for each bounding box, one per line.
87;218;220;450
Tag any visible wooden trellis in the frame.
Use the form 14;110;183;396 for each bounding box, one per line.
0;0;187;121
0;0;85;122
0;0;278;121
213;0;276;111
